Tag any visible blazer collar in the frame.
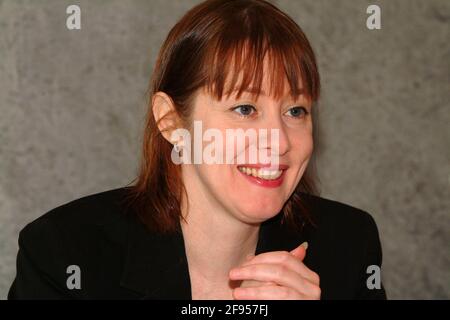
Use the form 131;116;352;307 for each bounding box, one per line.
120;213;310;299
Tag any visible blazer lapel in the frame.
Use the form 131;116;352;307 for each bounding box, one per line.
120;216;192;299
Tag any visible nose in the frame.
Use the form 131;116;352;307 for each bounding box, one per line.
258;112;290;159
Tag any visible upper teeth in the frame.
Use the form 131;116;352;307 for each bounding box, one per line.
238;166;283;180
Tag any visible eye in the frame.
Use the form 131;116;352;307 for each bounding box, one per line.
232;104;257;117
285;106;309;118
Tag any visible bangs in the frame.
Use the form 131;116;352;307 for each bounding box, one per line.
201;4;320;103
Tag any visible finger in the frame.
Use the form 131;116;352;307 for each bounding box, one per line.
229;263;320;296
233;285;305;300
290;242;308;260
239;279;276;288
239;251;320;285
236;256;272;288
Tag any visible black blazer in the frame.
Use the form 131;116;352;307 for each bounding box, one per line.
8;187;387;300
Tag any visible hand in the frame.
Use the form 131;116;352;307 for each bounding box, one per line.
233;243;312;290
229;242;321;300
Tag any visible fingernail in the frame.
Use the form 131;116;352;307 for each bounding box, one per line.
300;241;308;250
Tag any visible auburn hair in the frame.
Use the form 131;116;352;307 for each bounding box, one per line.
122;0;321;233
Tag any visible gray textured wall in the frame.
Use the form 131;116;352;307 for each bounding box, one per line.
0;0;448;299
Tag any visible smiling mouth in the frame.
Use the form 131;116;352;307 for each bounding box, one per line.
236;163;289;186
236;164;288;188
237;166;283;180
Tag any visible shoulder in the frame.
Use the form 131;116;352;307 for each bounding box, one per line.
22;187;132;233
10;187;135;299
297;194;386;299
18;186;135;260
18;187;135;251
300;193;383;264
301;193;381;241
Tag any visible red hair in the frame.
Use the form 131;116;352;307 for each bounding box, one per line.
123;0;321;233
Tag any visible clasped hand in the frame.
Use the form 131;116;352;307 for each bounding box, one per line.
229;242;321;300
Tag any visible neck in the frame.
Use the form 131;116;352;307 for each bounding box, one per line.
181;209;260;282
180;171;260;284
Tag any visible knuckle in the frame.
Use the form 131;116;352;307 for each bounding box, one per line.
311;271;320;284
312;285;321;299
279;251;291;263
275;265;288;278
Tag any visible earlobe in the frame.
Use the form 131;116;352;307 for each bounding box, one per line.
152;91;180;143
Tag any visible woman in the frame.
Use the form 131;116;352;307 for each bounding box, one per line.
9;0;386;300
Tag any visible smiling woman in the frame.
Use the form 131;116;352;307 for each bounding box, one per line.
9;0;387;300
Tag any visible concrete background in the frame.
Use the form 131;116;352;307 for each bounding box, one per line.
0;0;449;299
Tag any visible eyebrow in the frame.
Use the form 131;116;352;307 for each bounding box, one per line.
228;87;305;97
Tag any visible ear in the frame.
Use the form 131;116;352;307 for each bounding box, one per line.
152;91;181;143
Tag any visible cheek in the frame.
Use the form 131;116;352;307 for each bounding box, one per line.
194;164;234;199
291;131;314;159
287;132;314;185
195;163;220;184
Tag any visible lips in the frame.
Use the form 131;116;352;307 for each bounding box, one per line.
236;163;288;188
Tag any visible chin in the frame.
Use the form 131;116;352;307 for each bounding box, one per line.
237;202;284;224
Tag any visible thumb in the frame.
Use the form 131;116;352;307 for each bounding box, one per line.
290;241;308;261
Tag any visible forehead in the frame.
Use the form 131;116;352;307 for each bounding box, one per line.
205;63;304;102
205;84;306;106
